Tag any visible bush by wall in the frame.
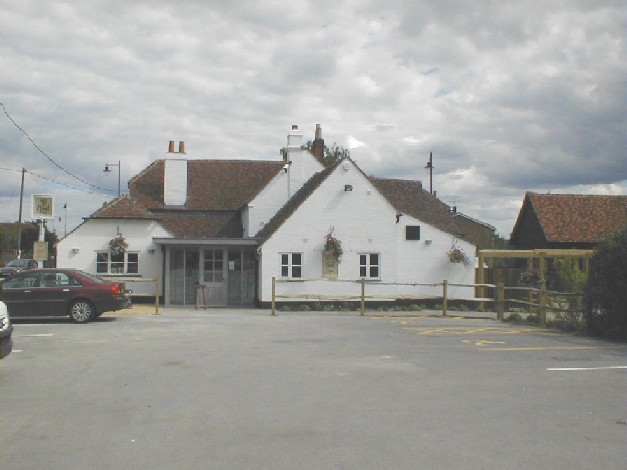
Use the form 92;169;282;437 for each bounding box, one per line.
584;226;627;340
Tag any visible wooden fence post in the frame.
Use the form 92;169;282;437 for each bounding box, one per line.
360;278;365;316
155;275;160;315
442;280;448;316
496;282;504;321
271;276;276;316
538;285;547;327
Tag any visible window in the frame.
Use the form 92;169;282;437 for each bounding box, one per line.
280;253;302;278
204;249;224;282
96;252;139;274
406;225;421;240
3;272;40;289
360;253;380;279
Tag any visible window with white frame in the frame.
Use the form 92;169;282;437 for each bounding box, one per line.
359;253;380;279
96;251;139;274
280;253;302;278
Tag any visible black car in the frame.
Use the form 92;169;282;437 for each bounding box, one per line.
0;301;12;359
1;268;130;323
1;259;38;278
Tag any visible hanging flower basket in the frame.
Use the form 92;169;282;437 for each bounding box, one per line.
323;227;343;262
447;246;471;267
109;235;128;255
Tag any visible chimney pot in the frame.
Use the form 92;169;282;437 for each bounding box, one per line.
315;123;322;139
178;141;185;154
168;141;175;153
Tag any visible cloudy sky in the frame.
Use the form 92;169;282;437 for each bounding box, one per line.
1;0;625;239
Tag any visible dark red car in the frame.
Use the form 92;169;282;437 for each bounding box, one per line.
1;268;130;323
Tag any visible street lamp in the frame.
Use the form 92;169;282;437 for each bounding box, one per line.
103;160;121;197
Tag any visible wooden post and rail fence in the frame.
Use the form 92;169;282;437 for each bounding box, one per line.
270;276;581;324
106;275;161;315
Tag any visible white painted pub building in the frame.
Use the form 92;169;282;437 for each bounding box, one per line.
57;125;493;307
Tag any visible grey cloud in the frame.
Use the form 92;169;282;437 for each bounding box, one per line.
0;0;625;236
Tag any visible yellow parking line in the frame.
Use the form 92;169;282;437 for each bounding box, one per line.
415;327;535;335
481;346;627;351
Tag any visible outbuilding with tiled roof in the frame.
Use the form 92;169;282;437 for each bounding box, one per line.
510;192;627;249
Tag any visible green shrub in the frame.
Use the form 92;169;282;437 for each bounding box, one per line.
505;312;523;322
584;226;627;339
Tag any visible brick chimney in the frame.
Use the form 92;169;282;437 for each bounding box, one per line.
311;124;324;164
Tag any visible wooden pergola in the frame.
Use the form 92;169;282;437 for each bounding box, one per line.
476;248;594;292
476;249;594;324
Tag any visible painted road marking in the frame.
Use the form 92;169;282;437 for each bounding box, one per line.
17;333;54;337
409;327;535;335
462;339;506;346
547;366;627;371
481;346;626;351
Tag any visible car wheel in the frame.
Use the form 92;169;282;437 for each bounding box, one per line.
69;300;95;323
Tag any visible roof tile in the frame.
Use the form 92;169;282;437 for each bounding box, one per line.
527;193;627;243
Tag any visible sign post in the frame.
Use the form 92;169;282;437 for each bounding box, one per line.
31;194;54;267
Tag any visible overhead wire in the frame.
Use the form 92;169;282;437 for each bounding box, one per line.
0;102;115;194
0;166;111;197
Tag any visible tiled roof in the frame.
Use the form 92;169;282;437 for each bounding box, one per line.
370;177;480;242
515;192;627;243
256;162;490;245
129;159;285;210
155;211;242;238
88;195;156;219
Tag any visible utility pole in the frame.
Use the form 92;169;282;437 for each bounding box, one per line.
425;152;434;195
17;167;25;258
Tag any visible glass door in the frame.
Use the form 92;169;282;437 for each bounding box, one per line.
169;248;199;306
227;248;256;306
203;248;227;306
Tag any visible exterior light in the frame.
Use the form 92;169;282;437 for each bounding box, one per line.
344;184;353;191
103;160;121;197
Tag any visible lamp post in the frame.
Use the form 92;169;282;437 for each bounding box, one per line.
103;160;121;197
425;152;433;195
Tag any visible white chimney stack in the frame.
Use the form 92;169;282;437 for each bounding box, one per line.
164;140;188;206
287;124;303;149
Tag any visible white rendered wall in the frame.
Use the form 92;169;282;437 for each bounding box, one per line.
286;147;324;198
246;150;324;237
57;219;171;296
258;160;476;302
245;172;290;237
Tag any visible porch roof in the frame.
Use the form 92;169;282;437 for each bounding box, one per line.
152;237;259;246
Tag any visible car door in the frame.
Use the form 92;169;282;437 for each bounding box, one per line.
1;271;43;317
35;271;75;316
